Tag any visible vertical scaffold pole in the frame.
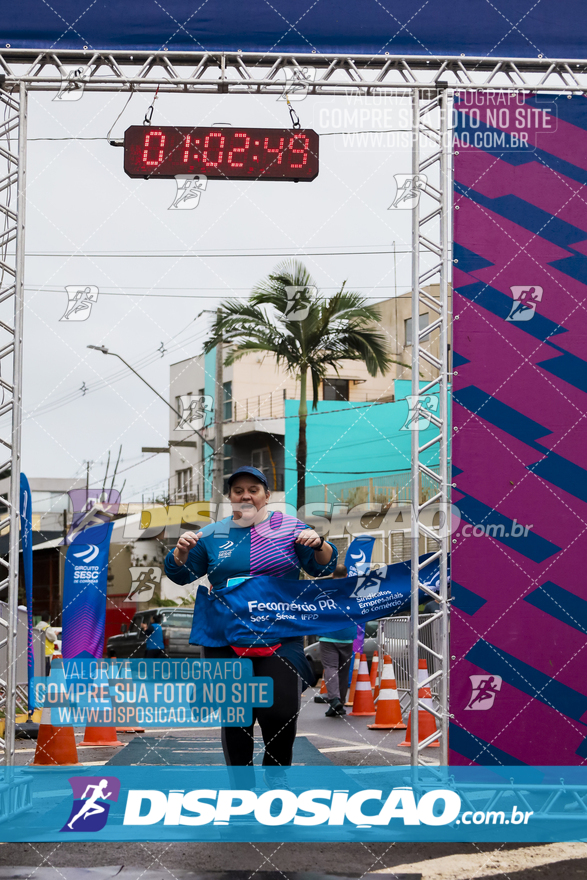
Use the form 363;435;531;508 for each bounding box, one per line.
409;83;451;765
4;81;27;766
410;89;421;766
438;85;451;767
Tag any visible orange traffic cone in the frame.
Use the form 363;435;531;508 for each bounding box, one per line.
33;708;80;766
319;677;328;694
399;658;440;747
370;650;379;693
368;655;407;729
349;653;376;716
345;652;361;706
80;726;124;747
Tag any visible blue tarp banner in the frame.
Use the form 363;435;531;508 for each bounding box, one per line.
1;766;586;842
345;535;375;654
61;522;113;660
18;473;34;712
2;0;585;59
190;554;440;648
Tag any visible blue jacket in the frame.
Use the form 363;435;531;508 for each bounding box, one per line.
145;622;164;650
164;511;338;649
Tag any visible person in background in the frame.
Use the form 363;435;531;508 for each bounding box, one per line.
318;564;357;717
35;614;58;677
141;613;166;658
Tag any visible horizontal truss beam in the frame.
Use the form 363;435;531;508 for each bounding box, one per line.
0;50;586;93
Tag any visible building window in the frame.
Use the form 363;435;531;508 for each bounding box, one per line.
223;381;232;421
176;468;193;501
323;378;349;401
223;443;232;476
405;313;429;346
251;448;283;492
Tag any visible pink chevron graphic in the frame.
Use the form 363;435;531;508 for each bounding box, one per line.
452;95;587;765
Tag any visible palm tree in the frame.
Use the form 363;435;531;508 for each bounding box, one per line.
204;260;396;511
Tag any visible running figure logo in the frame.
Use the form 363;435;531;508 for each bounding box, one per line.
54;65;91;102
125;566;162;603
400;394;440;431
465;674;503;710
59;286;99;322
349;565;388;600
277;66;315;102
61;776;120;832
389;173;427;210
283;286;314;322
169;174;208;210
177;394;213;429
506;286;543;322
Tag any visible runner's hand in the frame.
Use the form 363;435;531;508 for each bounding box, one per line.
173;530;203;566
295;528;322;548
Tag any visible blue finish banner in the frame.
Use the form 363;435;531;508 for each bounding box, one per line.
19;473;35;711
2;0;585;58
61;522;113;660
2;766;587;842
190;554;441;648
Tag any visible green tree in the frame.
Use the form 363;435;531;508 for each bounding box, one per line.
204;260;395;510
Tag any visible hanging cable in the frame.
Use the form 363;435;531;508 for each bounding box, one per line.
143;86;160;126
107;90;134;145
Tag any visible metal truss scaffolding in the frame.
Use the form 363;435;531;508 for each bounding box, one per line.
409;86;451;765
0;81;26;765
2;49;587;94
0;48;578;764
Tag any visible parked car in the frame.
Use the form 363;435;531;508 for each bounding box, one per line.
304;621;379;680
106;607;200;659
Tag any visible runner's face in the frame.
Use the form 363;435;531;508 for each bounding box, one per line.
229;477;269;522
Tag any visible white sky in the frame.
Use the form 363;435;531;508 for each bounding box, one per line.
16;85;424;502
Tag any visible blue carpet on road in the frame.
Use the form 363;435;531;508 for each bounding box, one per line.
106;735;332;765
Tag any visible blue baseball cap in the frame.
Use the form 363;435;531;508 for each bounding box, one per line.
227;466;269;489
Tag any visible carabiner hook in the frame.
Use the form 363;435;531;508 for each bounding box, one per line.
286;95;301;129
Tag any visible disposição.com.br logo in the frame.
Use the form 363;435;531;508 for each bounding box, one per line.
61;776;120;832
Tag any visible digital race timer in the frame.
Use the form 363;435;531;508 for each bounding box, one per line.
123;126;319;181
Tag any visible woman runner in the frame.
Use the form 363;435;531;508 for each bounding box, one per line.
164;465;337;766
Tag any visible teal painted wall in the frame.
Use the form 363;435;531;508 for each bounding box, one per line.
284;379;448;506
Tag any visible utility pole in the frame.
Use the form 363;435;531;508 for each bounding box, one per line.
212;308;224;504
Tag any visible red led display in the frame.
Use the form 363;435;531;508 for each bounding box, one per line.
123;126;319;181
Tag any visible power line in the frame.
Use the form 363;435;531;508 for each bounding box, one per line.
27;249;415;258
26;284;413;294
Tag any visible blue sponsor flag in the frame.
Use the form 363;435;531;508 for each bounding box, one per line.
344;535;375;576
62;522;113;659
19;473;35;712
189;554;443;648
345;536;375;656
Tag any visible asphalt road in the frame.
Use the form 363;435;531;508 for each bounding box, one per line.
10;684;439;769
10;688;585;878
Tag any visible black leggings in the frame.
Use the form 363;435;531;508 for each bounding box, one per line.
202;645;300;766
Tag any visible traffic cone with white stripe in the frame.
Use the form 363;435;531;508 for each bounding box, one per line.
399;658;440;747
33;658;79;766
370;650;379;694
349;653;376;716
345;652;361;706
368;655;407;729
